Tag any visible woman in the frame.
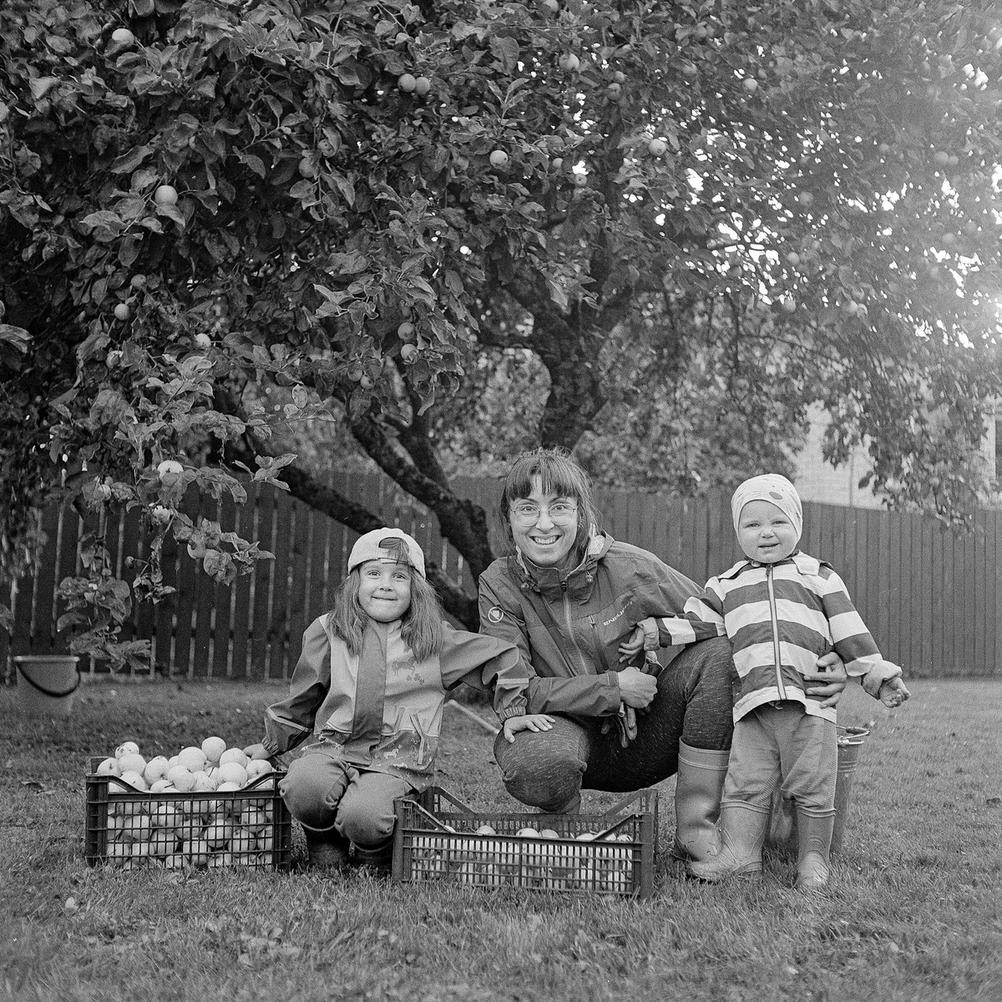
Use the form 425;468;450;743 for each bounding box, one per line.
477;449;846;862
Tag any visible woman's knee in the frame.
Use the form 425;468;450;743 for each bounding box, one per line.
280;753;349;830
492;721;588;811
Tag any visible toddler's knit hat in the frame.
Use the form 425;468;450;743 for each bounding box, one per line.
730;474;803;540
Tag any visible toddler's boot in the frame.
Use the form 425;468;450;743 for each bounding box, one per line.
303;827;351;871
670;741;730;861
795;807;835;891
686;802;769;882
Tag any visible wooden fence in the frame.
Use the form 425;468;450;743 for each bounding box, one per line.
2;472;1001;681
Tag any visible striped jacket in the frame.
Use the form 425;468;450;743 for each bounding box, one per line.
652;551;900;723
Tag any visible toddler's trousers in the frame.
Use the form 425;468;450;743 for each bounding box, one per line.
722;702;837;813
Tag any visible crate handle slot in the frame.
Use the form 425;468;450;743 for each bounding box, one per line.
598;790;653;816
420;785;476;815
400;798;455;833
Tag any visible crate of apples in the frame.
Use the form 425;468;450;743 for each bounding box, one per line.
84;737;292;871
393;786;657;897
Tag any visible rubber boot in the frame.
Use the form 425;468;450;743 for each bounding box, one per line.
670;741;730;861
795;808;835;891
353;839;393;875
303;827;350;871
686;802;770;882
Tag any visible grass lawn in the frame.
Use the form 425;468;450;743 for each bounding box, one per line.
1;675;1000;1002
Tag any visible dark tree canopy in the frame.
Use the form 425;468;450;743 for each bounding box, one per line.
2;0;1001;662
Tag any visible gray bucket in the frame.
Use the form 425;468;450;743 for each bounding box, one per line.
14;655;81;718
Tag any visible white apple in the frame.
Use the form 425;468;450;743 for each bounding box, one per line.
176;746;207;773
119;769;148;791
115;741;140;758
95;757;121;777
219;747;249;768
216;762;248;787
143;756;170;785
166;766;196;792
201;736;226;764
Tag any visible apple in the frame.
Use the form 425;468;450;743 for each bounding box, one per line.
559;53;580;72
95;757;121;777
489;149;509;168
786;251;800;266
130;274;147;290
143;756;170;784
157;459;183;484
154;184;178;207
612;71;626;84
177;746;207;772
743;77;759;94
219;747;249;768
111;27;135;46
779;295;796;313
878;143;891;155
397;321;415;341
201;735;226;764
400;343;418;363
193;332;212;350
606;82;622;99
798;191;814;207
113;303;131;322
542;0;559;13
647;138;667;157
414;76;431;96
150;504;171;525
397;73;417;93
186;539;206;559
297;158;317;179
119;769;148;791
93;482;113;501
216;762;248;787
115;741;140;758
105;350;123;368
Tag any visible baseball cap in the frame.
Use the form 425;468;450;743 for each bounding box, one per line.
347;528;426;578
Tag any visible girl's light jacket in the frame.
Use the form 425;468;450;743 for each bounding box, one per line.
650;552;902;723
261;615;527;789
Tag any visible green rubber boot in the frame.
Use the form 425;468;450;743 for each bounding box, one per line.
670;741;730;861
686;802;770;882
795;808;835;891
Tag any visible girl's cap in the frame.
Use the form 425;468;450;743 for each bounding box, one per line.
347;528;426;578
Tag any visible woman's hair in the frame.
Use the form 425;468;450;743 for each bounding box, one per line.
494;447;601;557
329;537;444;661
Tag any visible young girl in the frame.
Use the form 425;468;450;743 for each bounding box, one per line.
244;527;552;871
620;475;910;890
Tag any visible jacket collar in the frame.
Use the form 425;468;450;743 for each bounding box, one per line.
719;550;820;580
511;528;611;600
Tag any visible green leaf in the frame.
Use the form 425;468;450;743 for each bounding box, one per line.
110;146;154;174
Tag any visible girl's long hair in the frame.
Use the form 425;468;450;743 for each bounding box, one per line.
328;538;443;661
494;447;601;558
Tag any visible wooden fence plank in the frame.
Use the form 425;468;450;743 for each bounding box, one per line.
211;494;238;679
30;503;62;651
284;495;312;678
228;482;257;679
171;492;201;679
189;499;218;679
266;489;294;680
250;486;276;679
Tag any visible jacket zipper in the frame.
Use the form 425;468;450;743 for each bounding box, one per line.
766;564;786;700
561;581;589;673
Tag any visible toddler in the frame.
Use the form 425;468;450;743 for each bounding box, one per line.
620;474;909;890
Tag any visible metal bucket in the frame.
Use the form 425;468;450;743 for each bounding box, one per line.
767;725;869;854
14;655;81;718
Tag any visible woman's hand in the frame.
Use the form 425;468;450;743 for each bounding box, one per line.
803;651;848;709
502;713;556;743
617;665;658;708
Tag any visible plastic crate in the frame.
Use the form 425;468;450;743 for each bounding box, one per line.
84;758;293;871
392;787;658;898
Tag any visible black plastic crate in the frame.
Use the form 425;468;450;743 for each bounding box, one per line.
392;787;658;898
84;758;292;871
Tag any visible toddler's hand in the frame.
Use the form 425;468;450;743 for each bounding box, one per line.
502;714;556;744
618;617;658;663
878;677;910;708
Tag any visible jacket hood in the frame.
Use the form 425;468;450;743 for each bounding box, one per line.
511;528;613;601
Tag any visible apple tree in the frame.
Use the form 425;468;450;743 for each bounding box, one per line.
2;0;1002;662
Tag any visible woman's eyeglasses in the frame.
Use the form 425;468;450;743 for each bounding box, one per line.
510;501;578;524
